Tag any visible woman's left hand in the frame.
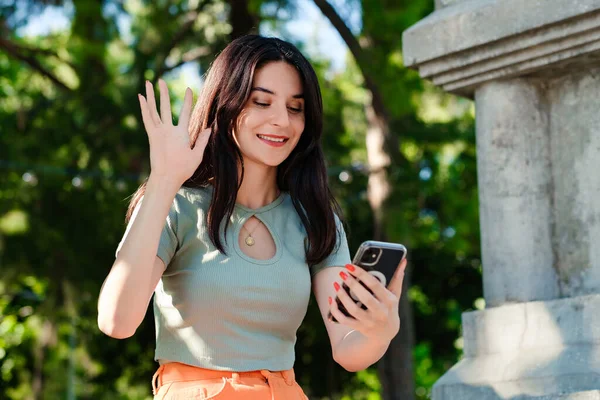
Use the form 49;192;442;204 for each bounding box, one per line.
328;258;408;344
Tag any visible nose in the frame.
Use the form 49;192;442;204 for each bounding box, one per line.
269;103;290;128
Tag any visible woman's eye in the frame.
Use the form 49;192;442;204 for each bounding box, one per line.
253;99;302;113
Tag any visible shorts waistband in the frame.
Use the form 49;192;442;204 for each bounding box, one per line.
152;362;296;395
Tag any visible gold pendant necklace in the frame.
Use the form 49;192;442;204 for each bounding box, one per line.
240;190;281;247
242;220;260;247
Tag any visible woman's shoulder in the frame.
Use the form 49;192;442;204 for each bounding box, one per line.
278;194;344;228
173;185;213;211
278;193;306;226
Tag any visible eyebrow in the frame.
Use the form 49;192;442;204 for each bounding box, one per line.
251;86;304;99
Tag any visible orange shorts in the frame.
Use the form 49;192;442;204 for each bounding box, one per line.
152;362;308;400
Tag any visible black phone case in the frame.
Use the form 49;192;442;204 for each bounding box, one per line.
328;241;406;323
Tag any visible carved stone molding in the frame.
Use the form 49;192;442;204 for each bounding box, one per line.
403;0;600;97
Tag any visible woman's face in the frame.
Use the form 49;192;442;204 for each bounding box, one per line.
233;61;306;168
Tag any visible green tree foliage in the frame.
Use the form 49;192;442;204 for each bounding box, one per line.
308;1;482;398
0;1;483;398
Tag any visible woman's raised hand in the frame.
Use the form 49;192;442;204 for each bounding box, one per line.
138;79;210;186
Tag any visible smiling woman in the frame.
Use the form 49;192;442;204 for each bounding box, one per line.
97;34;405;400
233;62;305;165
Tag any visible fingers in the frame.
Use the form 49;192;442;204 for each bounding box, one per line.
141;81;193;129
158;79;173;124
328;295;359;328
339;271;385;313
387;258;408;298
178;87;193;129
145;80;161;125
334;281;369;321
345;264;396;306
192;128;211;159
138;94;154;134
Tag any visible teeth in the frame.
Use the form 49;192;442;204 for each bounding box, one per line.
258;134;286;143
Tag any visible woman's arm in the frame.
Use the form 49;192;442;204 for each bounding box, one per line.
312;259;407;371
326;326;391;372
98;80;209;339
313;267;368;372
97;175;180;339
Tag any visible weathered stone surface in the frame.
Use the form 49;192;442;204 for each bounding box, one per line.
532;391;600;400
433;342;600;399
404;0;600;66
434;0;469;9
433;295;600;399
403;1;600;399
547;70;600;298
402;0;600;96
475;80;558;306
462;295;600;357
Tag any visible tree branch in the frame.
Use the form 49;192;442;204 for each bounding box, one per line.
313;0;362;67
155;0;214;79
9;40;76;69
312;0;388;119
160;46;211;75
0;37;72;91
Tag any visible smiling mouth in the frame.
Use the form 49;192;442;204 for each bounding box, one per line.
256;134;289;143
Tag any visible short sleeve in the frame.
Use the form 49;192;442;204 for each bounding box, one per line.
309;214;352;277
115;196;179;267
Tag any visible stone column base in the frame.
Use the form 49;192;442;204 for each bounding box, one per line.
533;392;600;400
433;295;600;399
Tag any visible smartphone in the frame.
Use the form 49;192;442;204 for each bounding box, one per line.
328;241;407;323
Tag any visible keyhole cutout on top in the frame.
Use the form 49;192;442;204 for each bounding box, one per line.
238;215;276;260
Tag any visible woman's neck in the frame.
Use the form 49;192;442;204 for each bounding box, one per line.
235;159;280;209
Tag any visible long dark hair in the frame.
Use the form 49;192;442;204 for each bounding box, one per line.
126;35;343;267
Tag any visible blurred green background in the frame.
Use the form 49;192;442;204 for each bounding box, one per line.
0;0;483;399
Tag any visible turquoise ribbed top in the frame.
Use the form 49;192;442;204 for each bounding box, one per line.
117;185;350;371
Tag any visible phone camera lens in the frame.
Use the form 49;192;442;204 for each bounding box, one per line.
362;248;378;264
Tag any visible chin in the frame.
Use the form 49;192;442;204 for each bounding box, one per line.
246;149;294;168
260;158;286;167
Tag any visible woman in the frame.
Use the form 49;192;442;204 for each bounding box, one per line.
97;35;407;400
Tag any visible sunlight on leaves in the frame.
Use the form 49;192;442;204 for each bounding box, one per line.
0;211;29;235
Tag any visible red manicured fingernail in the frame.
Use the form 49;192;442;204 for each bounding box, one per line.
340;271;348;280
328;296;332;305
345;264;355;272
334;282;341;291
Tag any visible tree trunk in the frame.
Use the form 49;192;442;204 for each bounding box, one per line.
312;1;416;397
227;0;259;40
378;267;416;400
365;101;416;400
32;319;54;399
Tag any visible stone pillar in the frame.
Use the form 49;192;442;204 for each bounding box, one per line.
403;1;600;398
476;81;558;307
